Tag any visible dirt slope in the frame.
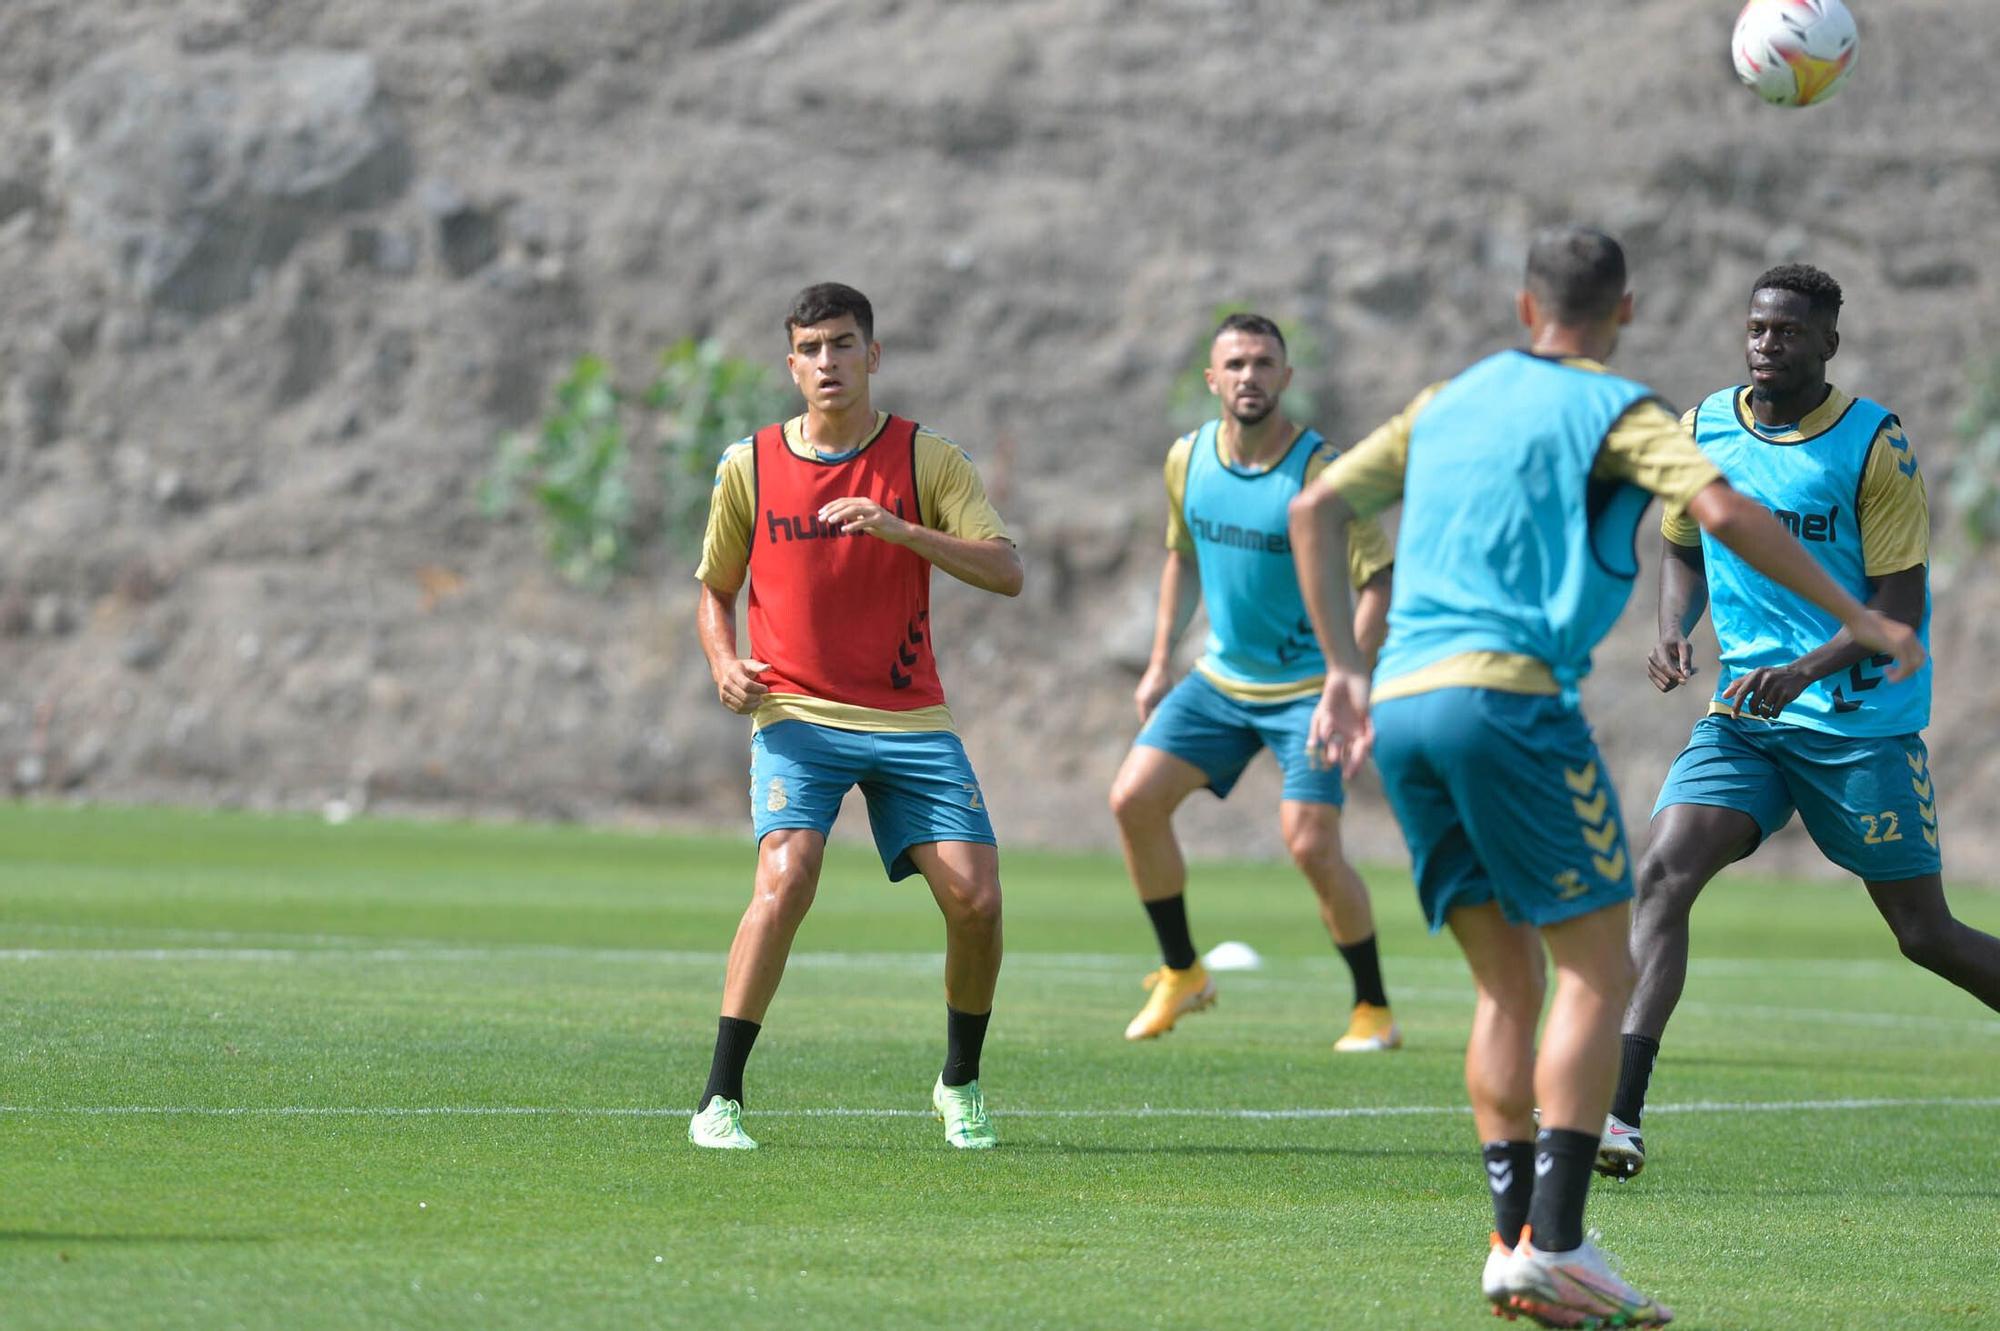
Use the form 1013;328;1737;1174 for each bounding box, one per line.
2;0;1996;875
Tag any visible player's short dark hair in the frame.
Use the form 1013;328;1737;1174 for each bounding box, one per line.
1524;226;1628;325
1213;312;1287;355
785;282;874;344
1751;263;1843;325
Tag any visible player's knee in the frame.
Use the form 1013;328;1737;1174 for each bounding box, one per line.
1109;772;1166;826
1633;852;1701;918
1284;824;1339;873
949;877;1003;932
1891;915;1955;972
755;843;822;917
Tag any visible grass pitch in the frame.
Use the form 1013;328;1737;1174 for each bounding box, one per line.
1;804;1996;1329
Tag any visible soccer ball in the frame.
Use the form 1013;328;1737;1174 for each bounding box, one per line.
1731;0;1859;107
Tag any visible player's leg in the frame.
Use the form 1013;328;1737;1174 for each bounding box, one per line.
1864;874;2000;1009
1257;689;1398;1049
1279;800;1398;1050
1444;895;1544;1304
692;722;852;1150
1506;901;1670;1329
863;731;1003;1148
906;838;1006;1150
1370;691;1533;1311
1110;674;1257;1039
1107;744;1212;961
1430;689;1670;1324
1779;731;2000;1011
1612;716;1786;1170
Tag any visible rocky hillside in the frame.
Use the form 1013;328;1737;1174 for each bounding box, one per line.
3;0;1997;875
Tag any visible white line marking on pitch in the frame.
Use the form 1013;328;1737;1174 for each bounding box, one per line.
1;1096;1994;1120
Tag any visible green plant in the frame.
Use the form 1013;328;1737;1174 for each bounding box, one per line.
646;338;793;559
479;355;631;588
1951;354;2000;548
1166;305;1327;435
481;341;791;588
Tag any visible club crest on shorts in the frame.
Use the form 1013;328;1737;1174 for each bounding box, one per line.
766;777;789;812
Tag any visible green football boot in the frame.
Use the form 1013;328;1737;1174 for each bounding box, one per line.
688;1095;757;1150
932;1077;998;1150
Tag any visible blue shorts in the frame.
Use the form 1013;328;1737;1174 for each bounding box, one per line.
1373;688;1634;932
1652;714;1941;881
1134;671;1343;806
749;721;997;881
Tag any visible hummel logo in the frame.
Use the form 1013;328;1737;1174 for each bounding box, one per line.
1534;1154;1554;1178
1487;1162;1513;1193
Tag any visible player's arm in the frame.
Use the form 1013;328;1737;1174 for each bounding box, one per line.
1136;436;1202;721
696;580;769;715
818;500;1024;596
1136;551;1200;723
1684;480;1923;691
820;435;1025;596
693;442;770;714
1717;422;1930;718
1288;396;1421;777
1647;534;1708;693
1354;568;1392;669
1604;401;1923;695
1720;567;1926;718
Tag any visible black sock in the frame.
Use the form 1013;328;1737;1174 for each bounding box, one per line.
1144;895;1199;970
1336;934;1390;1008
942;1006;991;1087
1526;1128;1599;1252
1482;1140;1536;1247
1611;1034;1661;1127
699;1016;760;1109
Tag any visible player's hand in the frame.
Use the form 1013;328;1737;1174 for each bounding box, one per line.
1306;669;1374;780
1722;664;1811;720
715;658;771;714
1646;634;1698;693
1848;610;1925;683
818;497;914;545
1134;663;1172;723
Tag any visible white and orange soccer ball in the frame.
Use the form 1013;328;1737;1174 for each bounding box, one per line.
1731;0;1859;107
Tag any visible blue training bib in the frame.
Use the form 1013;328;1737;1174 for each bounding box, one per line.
1182;420;1327;691
1691;386;1931;737
1376;351;1658;694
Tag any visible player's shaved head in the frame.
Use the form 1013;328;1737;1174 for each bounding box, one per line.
1525;226;1628;326
786;282;874;344
1751;263;1842;328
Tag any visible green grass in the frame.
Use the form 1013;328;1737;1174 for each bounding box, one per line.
2;804;1996;1329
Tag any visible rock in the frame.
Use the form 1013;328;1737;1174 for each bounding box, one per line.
419;177;504;278
0;177;38;224
345;224;418;276
1885;250;1977;291
119;630;169;670
30;593;73;636
6;355;68;447
50;44;411;315
481;46;570;99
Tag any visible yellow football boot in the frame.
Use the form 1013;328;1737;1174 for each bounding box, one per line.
1123;962;1217;1040
1334;1002;1402;1052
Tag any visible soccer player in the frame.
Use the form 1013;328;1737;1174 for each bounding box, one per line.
1289;228;1921;1328
1110;313;1400;1049
688;282;1023;1152
1607;264;2000;1177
